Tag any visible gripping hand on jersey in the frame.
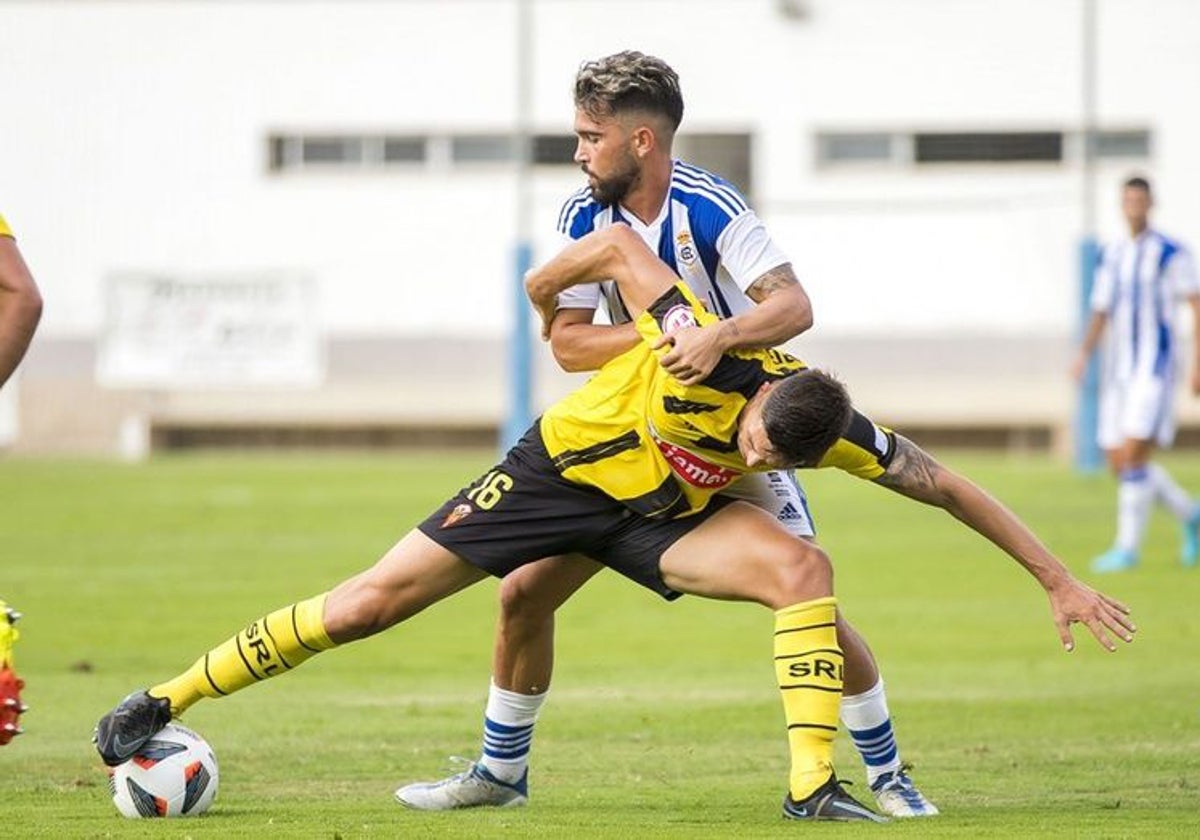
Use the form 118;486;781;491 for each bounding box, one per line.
652;322;731;386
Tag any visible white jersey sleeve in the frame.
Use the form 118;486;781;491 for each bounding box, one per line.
1167;247;1200;300
714;210;791;293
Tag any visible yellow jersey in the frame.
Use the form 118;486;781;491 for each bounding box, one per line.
540;283;893;519
0;214;11;238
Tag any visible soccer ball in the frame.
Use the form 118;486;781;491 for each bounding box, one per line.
108;723;218;818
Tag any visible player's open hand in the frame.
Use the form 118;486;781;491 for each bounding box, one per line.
652;324;725;385
1047;577;1135;652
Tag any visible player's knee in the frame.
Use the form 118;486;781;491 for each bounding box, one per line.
497;573;556;634
771;540;833;605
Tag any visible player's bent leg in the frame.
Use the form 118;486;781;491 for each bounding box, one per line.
494;554;604;693
659;504;881;821
396;554;603;811
836;614;938;817
96;530;487;766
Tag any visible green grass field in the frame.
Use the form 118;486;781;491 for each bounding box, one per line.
1;450;1198;838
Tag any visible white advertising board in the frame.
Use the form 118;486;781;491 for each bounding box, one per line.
97;273;324;388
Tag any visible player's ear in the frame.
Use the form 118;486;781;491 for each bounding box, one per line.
631;124;655;158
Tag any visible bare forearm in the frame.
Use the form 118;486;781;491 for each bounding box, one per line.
722;284;812;351
526;226;675;316
719;263;812;353
0;242;43;388
1078;311;1108;357
875;436;1072;592
551;320;641;371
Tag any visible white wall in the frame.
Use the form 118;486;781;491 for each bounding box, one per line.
1;0;1198;341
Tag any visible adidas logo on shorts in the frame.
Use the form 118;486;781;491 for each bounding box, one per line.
778;502;804;522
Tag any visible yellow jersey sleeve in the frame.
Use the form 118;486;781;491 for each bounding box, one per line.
817;410;897;480
0;214;12;238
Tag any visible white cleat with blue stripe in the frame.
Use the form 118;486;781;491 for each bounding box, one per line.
870;768;939;817
395;758;528;810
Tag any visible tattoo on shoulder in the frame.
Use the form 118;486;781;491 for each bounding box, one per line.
876;435;940;498
745;263;798;302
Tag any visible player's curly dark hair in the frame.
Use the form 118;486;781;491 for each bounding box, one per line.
574;51;684;132
761;370;853;468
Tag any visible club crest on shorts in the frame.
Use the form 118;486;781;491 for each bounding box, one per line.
441;503;473;528
662;303;698;334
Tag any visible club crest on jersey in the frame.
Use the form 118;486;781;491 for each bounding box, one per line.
652;436;742;489
662;303;698;334
441;503;473;528
675;231;697;265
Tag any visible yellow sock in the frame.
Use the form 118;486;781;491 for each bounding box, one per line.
149;593;335;716
774;596;842;800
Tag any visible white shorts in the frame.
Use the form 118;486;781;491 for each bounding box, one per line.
1097;374;1176;450
720;470;815;537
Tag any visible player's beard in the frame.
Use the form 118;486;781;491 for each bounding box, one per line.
587;151;641;207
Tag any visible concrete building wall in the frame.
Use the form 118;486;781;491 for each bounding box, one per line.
2;0;1197;452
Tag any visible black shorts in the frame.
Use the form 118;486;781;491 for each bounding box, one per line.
418;425;733;600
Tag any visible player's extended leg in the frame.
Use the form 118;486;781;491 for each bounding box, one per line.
95;529;488;766
837;615;938;817
1093;438;1156;573
658;502;884;822
1142;460;1200;567
395;553;603;810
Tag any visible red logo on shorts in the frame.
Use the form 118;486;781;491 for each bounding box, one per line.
441;503;473;528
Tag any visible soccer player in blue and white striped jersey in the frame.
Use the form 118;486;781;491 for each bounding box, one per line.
1074;176;1200;573
398;51;936;819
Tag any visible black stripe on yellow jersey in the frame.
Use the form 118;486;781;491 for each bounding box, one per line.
540;282;895;519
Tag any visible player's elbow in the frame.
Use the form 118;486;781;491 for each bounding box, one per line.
789;287;814;335
550;341;593;373
21;284;44;327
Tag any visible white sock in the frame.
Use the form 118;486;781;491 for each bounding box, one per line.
1116;466;1153;552
478;679;547;783
840;678;901;785
1147;463;1195;520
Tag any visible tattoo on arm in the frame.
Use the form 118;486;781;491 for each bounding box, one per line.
745;263;798;303
875;435;944;504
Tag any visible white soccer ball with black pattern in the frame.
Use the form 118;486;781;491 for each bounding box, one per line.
108;723;218;818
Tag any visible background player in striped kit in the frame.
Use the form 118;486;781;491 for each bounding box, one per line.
396;50;935;818
0;213;43;389
1073;176;1200;573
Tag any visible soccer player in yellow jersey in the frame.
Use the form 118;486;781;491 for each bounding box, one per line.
406;51;937;820
0;214;43;389
96;225;1134;823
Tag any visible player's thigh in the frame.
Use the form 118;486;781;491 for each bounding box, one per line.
658;501;831;606
499;554;604;618
326;528;490;639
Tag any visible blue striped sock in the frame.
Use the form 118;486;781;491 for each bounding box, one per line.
477;680;546;783
848;719;900;782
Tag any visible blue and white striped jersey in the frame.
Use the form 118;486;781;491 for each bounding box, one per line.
554;160;789;323
1091;229;1200;381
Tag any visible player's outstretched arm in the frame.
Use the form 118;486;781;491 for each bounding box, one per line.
873;435;1136;653
1070;311;1108;383
526;225;677;339
0;236;42;389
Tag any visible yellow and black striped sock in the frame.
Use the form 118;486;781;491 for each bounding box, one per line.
149;593;335;716
774;596;843;800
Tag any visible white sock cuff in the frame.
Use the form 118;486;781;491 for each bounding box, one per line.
840;678;890;730
485;678;548;727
